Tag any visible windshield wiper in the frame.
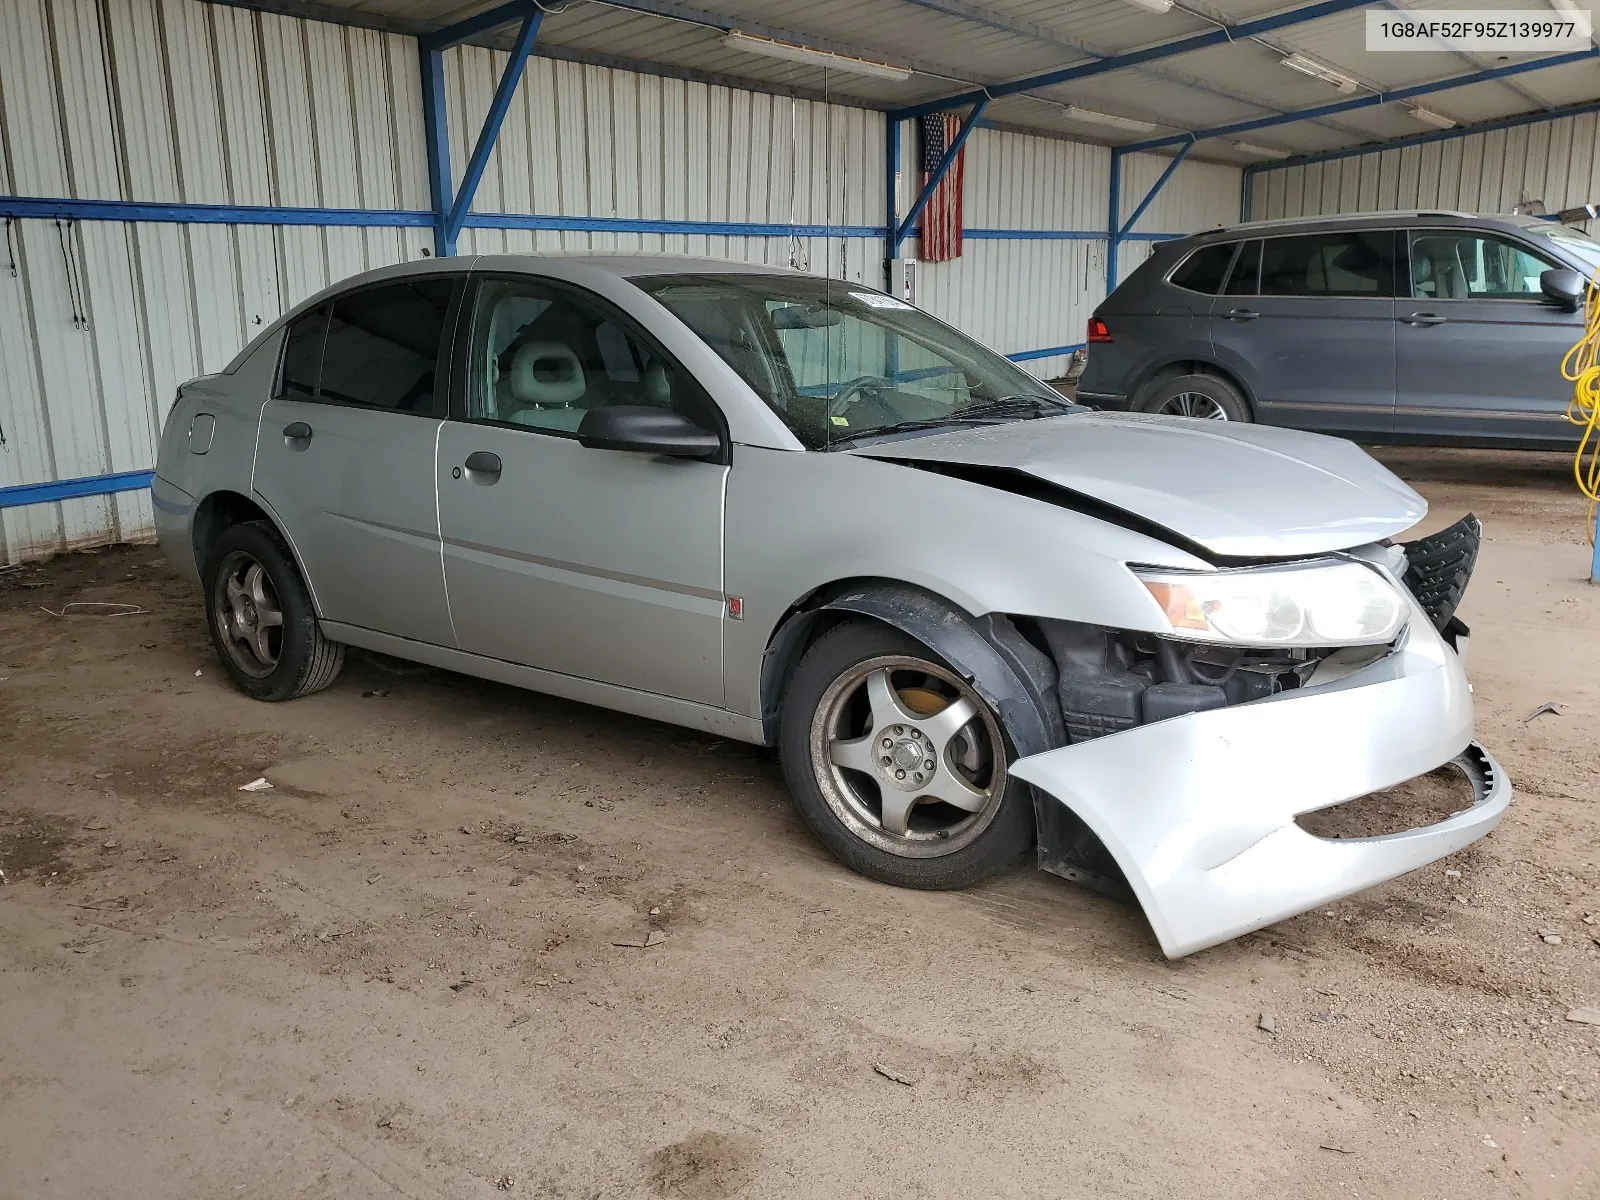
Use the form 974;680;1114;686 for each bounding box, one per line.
956;394;1075;417
830;395;1076;447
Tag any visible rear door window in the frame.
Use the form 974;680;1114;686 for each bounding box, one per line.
318;278;458;415
1223;240;1262;296
1169;243;1236;295
1259;231;1396;297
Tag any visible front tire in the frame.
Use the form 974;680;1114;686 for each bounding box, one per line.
778;620;1034;890
1136;372;1251;422
203;520;344;701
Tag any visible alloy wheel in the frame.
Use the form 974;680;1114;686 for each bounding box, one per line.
1159;391;1229;420
808;655;1007;858
215;553;285;678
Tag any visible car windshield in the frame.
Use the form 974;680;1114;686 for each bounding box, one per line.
633;273;1071;449
1539;223;1600;276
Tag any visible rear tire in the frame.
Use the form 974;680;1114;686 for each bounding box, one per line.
1136;372;1251;422
203;520;344;701
778;620;1034;890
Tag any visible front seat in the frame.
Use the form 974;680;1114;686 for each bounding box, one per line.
503;340;587;432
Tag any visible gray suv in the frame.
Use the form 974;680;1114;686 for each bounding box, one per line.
1077;211;1597;448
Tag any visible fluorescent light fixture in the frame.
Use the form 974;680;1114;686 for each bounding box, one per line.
1233;142;1292;159
1281;53;1359;94
1410;106;1456;129
1065;105;1157;132
1118;0;1174;12
721;31;912;82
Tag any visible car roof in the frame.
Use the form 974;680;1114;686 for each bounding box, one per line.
1182;210;1550;244
520;252;794;278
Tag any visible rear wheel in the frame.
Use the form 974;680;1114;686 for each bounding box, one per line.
778;621;1033;890
1136;372;1251;422
204;521;344;701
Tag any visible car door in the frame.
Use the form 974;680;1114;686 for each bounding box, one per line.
1395;228;1584;445
435;273;729;705
252;275;461;647
1208;230;1397;436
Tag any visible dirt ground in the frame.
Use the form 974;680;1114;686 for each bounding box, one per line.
1;446;1597;1199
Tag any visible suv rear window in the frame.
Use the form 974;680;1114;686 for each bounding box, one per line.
1169;243;1235;294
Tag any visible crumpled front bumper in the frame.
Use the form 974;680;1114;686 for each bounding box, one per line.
1009;601;1511;958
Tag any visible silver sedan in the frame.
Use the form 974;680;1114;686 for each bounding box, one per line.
153;254;1509;957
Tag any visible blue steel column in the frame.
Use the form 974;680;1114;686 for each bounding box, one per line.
1106;149;1122;296
418;0;542;258
421;46;452;257
884;112;901;281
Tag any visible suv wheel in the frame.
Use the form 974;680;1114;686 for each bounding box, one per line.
1136;372;1251;422
778;620;1034;890
204;521;345;701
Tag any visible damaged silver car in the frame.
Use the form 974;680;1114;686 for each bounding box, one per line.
152;254;1509;957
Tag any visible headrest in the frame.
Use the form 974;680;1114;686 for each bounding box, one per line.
508;341;585;407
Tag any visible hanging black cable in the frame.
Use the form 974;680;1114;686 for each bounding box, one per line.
55;217;89;331
66;219;90;332
55;219;82;329
4;217;16;278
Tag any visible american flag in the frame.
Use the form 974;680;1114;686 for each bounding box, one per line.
918;112;966;262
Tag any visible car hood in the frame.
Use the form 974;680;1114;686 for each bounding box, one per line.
848;412;1426;558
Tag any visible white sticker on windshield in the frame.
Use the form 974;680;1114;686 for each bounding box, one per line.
850;291;915;310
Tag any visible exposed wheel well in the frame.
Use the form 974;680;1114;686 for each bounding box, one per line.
191;491;272;572
1132;361;1255;418
758;577;912;740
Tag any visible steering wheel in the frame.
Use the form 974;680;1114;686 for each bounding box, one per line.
827;375;892;419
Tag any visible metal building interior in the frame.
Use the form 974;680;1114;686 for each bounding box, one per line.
5;5;1600;1194
3;0;1600;560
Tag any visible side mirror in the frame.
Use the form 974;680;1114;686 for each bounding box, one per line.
1540;267;1584;312
576;406;721;458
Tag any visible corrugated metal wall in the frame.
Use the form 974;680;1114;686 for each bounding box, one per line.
0;0;430;561
1249;112;1600;226
1;0;1240;561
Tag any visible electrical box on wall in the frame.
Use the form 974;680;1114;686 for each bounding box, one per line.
888;258;915;303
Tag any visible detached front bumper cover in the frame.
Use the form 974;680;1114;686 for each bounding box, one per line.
1010;599;1510;958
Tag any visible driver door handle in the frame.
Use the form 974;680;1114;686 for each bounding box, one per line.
463;450;502;484
1403;312;1447;326
282;421;312;450
1223;308;1258;321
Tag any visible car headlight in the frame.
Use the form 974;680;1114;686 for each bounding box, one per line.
1133;560;1408;647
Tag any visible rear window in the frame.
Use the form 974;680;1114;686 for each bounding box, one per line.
1169;243;1235;295
1259;231;1395;297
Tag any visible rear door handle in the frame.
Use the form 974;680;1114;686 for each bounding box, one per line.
1223;308;1258;321
463;450;502;484
1403;312;1447;326
282;421;312;449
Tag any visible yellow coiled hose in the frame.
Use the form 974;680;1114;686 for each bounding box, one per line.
1560;266;1600;542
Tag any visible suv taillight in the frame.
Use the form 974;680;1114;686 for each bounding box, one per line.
1086;316;1111;344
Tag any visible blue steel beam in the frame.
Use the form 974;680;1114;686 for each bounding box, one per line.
1241;97;1600;176
443;10;543;249
1119;143;1192;239
420;0;543;257
1121;48;1600;153
421;0;540;52
892;0;1373;120
893;98;990;249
